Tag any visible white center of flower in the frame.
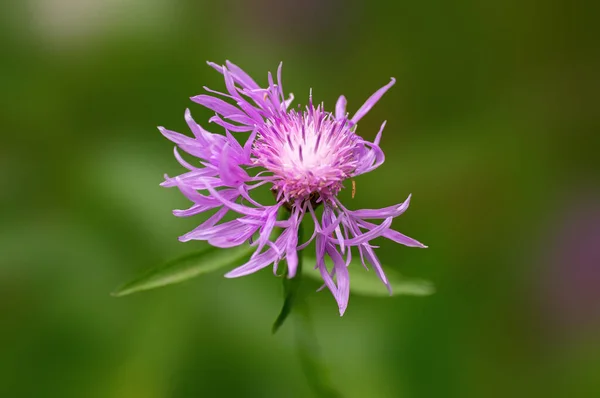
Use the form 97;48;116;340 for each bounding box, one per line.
253;109;359;199
278;126;333;174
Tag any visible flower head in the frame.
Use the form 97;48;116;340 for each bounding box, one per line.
160;61;426;315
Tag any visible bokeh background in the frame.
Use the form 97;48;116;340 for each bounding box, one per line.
2;0;599;397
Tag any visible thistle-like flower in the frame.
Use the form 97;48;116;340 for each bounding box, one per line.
159;61;426;315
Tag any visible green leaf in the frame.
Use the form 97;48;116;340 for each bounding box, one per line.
111;245;254;297
271;271;302;334
302;256;434;297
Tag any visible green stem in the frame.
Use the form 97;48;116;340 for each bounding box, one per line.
293;296;343;398
271;222;343;397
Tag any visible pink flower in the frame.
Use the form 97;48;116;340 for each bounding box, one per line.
160;61;426;315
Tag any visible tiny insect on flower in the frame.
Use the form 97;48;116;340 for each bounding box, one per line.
159;61;426;315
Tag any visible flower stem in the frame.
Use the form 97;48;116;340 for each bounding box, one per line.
293;293;343;398
271;221;343;397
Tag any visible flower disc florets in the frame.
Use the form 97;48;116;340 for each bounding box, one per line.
159;61;426;315
253;104;358;203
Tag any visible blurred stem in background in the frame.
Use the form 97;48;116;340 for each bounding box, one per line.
274;219;343;397
293;273;343;398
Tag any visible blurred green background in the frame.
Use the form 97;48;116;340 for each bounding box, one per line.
1;0;599;397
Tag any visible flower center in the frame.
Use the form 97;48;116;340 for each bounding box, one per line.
253;106;359;201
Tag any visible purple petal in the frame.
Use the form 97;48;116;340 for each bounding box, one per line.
335;95;347;120
321;207;344;236
224;129;244;155
161;171;216;187
158;126;196;148
243;129;258;158
225;113;256;126
173;203;223;218
209;115;254;132
323;207;346;254
162;174;224;190
350;194;412;219
219;146;248;186
360;244;391;294
276;62;284;104
204;184;265;217
209;223;258;248
225;60;261;90
382;229;427;248
326;244;350;315
184;109;219;145
222;66;268;124
191;95;243;119
316;235;337;295
284;93;295;109
285;211;300;277
178;207;229;239
286;245;298;278
180;218;251;242
338;217;393;246
222;66;244;102
353;140;385;176
179;215;259;248
173;147;196;170
254;206;280;253
265;71;283;113
374;120;386;146
225;230;290;278
350;78;396;124
358;220;427;248
225;249;278;278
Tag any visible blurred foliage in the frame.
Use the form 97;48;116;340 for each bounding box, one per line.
1;0;599;397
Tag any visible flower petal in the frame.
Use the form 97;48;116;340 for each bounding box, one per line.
335;95;347;120
316;235;337;295
225;248;279;278
184;108;219;145
225;60;261;90
374;120;386;146
339;217;393;246
350;78;395;124
326;243;350;315
382;229;427;248
225;230;290;278
350;194;412;219
360;244;391;294
285;210;300;278
178;207;229;239
204;184;265;217
209;115;254;132
191;95;244;119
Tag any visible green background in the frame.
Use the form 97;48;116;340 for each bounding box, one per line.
1;0;599;397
